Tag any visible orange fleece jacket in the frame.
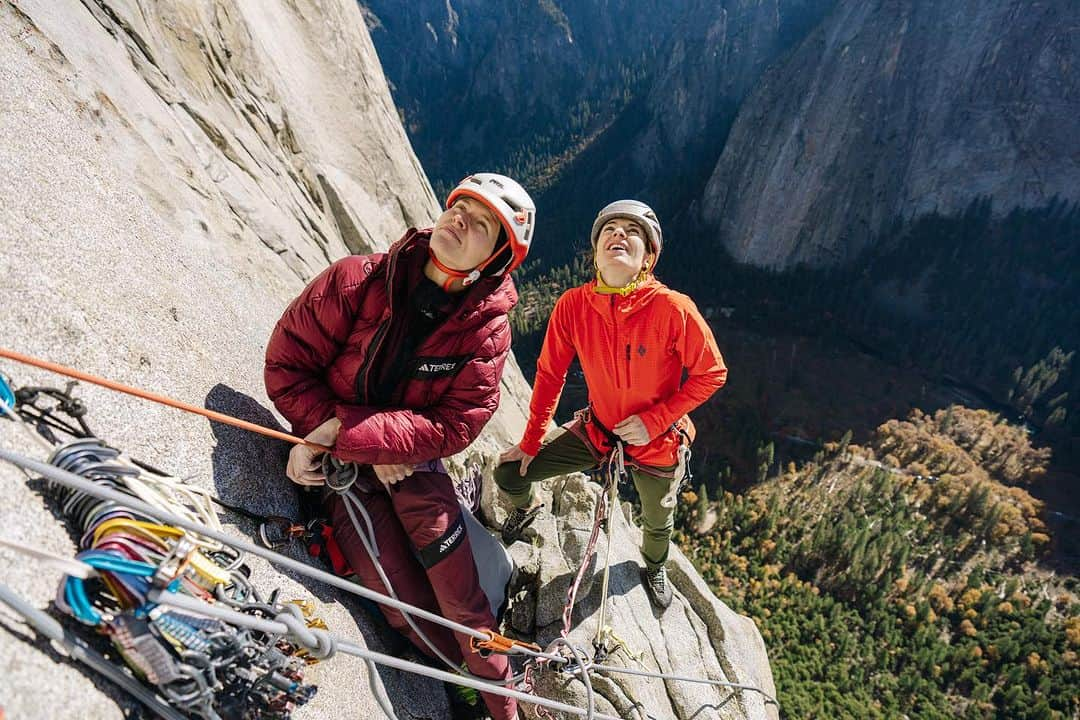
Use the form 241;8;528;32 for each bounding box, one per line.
521;277;727;468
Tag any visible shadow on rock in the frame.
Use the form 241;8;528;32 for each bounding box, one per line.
0;615;143;718
201;385;432;719
203;384;341;602
550;558;645;629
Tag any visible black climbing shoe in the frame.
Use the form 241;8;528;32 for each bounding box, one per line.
501;504;543;545
642;566;673;609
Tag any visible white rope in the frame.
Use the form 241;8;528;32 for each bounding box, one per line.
339;488;531;685
0;446;782;714
0;447;566;665
0;537;95;579
594;444;622;651
586;661;780;707
339;489;463;673
148;589;623;720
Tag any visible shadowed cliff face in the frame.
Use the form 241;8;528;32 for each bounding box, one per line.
359;0;1079;273
359;0;687;195
360;0;838;268
703;0;1080;269
0;1;774;718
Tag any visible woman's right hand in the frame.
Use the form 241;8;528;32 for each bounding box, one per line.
286;417;343;486
286;443;326;486
498;443;535;477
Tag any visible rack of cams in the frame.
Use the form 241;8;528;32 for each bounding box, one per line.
34;433;319;720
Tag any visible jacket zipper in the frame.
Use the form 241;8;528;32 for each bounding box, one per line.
610;295;621;389
355;248;400;403
355;321;389;403
625;343;632;387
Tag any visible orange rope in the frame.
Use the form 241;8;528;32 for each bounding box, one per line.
0;348;330;452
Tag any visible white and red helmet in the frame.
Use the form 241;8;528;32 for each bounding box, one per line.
444;173;536;282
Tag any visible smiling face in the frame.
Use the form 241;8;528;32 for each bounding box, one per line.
594;216;655;285
430;196;502;271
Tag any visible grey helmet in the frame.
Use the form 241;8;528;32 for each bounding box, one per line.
590;199;663;262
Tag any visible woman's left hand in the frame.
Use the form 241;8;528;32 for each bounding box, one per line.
306;417;342;446
613;414;651;446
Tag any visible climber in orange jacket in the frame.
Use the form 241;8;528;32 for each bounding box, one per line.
495;199;727;608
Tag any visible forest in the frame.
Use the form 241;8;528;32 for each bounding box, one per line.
671;407;1078;718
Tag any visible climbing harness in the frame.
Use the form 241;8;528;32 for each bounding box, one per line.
0;350;781;719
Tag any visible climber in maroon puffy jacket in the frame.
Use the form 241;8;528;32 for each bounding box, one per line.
264;174;536;720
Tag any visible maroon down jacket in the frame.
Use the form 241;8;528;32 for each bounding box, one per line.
264;228;517;463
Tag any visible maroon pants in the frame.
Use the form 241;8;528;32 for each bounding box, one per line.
327;471;515;720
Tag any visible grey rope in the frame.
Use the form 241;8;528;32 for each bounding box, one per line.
0;581;189;720
547;637;596;720
587;661;780;708
273;603;338;660
366;658;399;720
340;489;463;672
146;588;623;720
340;488;530;683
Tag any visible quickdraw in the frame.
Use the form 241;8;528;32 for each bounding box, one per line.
4;378;319;720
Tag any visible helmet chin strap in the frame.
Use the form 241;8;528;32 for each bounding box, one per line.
428;240;510;292
429;250;480;291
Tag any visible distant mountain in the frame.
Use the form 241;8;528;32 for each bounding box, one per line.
359;0;689;196
361;0;1078;273
361;0;837;268
704;0;1080;268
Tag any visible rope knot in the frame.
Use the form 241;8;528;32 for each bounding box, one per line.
275;604;337;659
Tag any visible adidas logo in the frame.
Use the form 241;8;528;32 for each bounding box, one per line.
439;524;464;553
418;362;457;373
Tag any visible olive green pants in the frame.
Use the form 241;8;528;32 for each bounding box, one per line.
494;429;678;571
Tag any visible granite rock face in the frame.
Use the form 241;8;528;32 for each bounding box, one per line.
0;1;774;718
702;0;1080;269
0;1;465;718
487;465;778;720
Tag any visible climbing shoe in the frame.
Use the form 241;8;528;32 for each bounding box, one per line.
641;566;673;609
501;504;543;545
